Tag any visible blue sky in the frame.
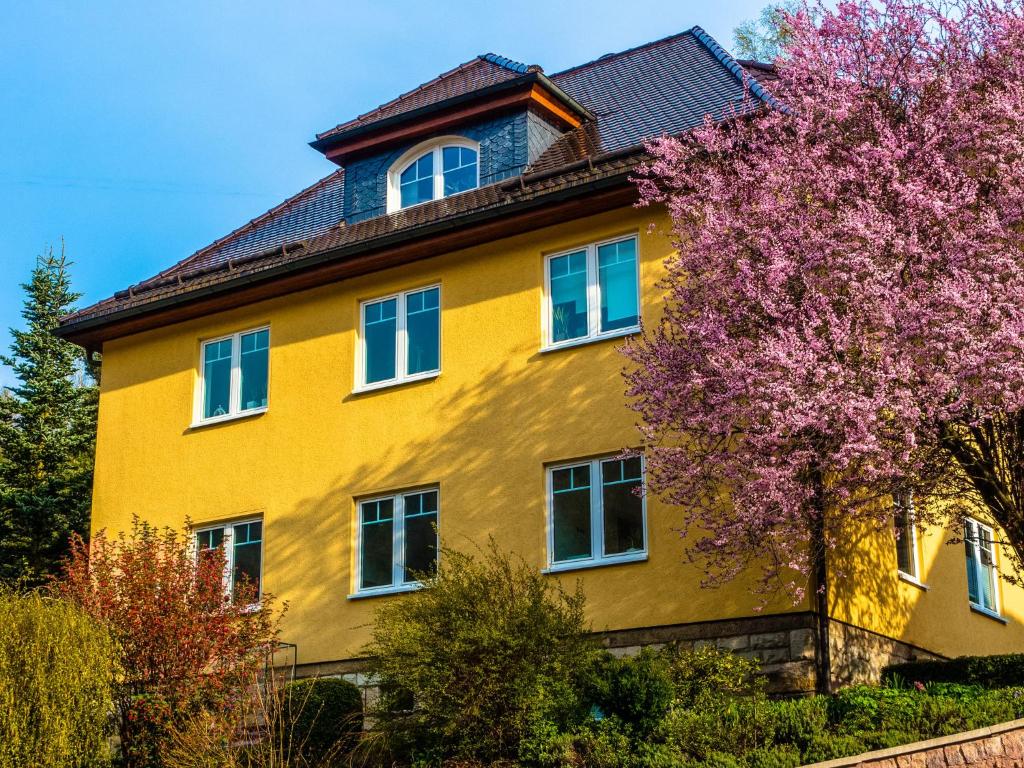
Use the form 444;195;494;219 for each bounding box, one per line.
0;1;766;387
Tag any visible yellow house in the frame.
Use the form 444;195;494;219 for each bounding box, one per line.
58;26;1024;694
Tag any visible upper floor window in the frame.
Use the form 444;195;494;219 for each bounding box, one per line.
197;327;269;424
196;518;263;604
387;138;479;213
965;517;1000;616
357;285;440;391
893;492;921;583
546;455;646;572
544;235;640;349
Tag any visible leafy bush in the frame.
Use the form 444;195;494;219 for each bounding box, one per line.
588;648;675;736
283;678;363;763
361;540;600;765
58;518;282;767
883;654;1024;689
0;588;118;768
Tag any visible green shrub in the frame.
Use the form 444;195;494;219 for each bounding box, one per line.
801;733;867;763
762;696;828;752
883;654;1024;688
361;540;599;766
588;648;675;736
741;744;802;768
283;677;363;763
0;588;118;768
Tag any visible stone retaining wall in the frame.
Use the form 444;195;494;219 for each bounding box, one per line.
803;717;1024;767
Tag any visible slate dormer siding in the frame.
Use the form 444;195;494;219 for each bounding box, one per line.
342;109;564;224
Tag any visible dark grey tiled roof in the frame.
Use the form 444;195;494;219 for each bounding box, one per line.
64;26;775;327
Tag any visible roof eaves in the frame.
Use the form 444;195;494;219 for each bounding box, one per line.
689;25;784;111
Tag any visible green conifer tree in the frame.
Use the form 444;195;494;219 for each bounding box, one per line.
0;244;97;585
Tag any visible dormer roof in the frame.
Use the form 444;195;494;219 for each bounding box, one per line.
310;54;591;163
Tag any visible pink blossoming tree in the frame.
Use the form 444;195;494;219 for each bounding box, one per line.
629;0;1024;613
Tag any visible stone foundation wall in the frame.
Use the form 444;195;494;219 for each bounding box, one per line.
828;620;944;689
289;613;943;697
803;717;1024;767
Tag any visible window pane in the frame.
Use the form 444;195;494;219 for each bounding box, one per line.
978;527;997;611
202;338;233;419
232;521;262;602
406;288;440;375
239;329;269;411
364;298;398;384
965;521;980;605
549;251;589;343
602;458;644;556
403;490;438;582
598;238;639;332
361;500;394;589
442;146;477;196
552;465;591;562
894;500;916;578
400;152;434;208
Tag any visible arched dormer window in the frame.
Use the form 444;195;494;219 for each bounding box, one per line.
386;137;479;213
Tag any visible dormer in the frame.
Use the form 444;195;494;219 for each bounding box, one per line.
310;54;592;223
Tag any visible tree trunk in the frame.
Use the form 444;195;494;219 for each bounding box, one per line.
810;468;832;695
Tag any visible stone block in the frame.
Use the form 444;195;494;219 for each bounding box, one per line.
609;645;641;658
759;648;789;665
871;759;899;768
896;752;928;768
959;741;984;764
750;631;788;650
789;628;816;660
716;635;750;651
925;750;947;768
944;744;966;766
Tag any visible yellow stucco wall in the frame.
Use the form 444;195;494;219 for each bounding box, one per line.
90;204;1021;665
830;513;1024;657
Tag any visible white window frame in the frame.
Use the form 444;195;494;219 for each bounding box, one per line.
894;493;924;587
193;325;270;427
194;517;264;605
386;136;480;214
351;487;440;598
355;284;441;393
542;234;641;351
965;517;1002;618
544;455;647;573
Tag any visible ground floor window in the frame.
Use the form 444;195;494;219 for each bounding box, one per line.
964;517;999;615
547;455;646;570
195;518;263;603
357;488;438;594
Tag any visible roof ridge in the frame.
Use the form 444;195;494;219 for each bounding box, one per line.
479;52;538;74
689;25;783;110
316;55;519;140
144;168;345;285
550;28;696;79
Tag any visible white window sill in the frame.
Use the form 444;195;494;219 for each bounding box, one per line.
352;370;440;395
898;572;929;590
347;582;424;600
541;326;640;354
970;603;1007;624
190;407;267;430
543;551;647;574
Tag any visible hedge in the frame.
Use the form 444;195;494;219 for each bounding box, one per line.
883;654;1024;688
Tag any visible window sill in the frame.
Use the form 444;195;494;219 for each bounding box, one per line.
970;604;1008;624
347;582;424;600
898;572;929;590
351;370;440;395
543;552;647;574
541;327;640;354
189;407;267;430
